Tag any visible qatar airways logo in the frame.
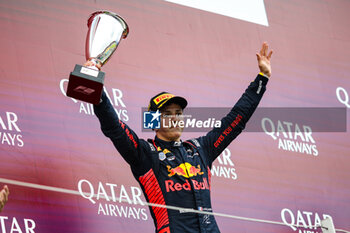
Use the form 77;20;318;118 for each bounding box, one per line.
262;118;318;156
78;179;148;221
336;87;350;108
60;79;129;121
281;208;332;232
211;148;238;180
0;112;24;147
164;0;269;26
0;216;36;233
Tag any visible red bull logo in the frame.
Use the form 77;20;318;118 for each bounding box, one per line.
167;163;204;178
165;178;210;192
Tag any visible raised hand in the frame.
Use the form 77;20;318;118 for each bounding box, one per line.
256;42;273;77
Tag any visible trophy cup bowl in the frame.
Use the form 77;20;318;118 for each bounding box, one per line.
67;11;129;104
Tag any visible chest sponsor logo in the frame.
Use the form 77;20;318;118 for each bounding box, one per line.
167;162;204;178
165;178;209;192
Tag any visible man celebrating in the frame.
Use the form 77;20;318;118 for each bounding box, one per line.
90;42;272;233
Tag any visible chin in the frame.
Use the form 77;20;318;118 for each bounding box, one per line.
168;132;181;141
168;129;183;141
157;127;183;141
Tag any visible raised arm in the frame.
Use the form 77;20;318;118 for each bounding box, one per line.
200;42;273;165
93;90;142;167
84;58;144;167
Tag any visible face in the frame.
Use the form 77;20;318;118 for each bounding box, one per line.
155;103;184;142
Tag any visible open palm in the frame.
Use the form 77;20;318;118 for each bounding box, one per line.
256;42;273;77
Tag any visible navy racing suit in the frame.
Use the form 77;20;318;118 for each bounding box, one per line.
93;74;269;233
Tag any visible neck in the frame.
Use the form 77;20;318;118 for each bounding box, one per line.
156;134;181;142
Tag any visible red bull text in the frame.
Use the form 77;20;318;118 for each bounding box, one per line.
165;178;210;192
165;163;208;192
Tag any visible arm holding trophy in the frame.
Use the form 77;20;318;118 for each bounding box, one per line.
67;11;129;104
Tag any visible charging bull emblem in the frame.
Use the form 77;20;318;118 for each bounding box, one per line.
167;163;204;178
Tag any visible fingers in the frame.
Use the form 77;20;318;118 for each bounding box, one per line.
4;185;9;194
259;42;273;59
4;186;9;202
0;193;4;212
84;60;102;70
0;187;4;195
84;60;95;67
260;42;267;56
0;185;9;202
256;53;261;61
267;50;273;60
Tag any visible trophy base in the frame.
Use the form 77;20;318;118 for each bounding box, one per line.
67;64;105;105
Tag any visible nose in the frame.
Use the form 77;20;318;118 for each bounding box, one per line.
171;115;178;121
